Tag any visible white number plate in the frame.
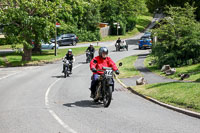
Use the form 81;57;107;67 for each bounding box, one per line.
105;70;113;77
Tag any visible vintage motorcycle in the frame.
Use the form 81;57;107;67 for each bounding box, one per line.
93;62;122;107
63;59;72;78
115;41;128;51
86;51;93;63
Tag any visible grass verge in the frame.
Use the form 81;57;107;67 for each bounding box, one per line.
117;55;141;79
133;82;200;113
144;55;200;82
0;46;99;67
0;43;23;49
116;54;200;113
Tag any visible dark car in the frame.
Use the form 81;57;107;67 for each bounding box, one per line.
51;34;78;46
138;34;152;49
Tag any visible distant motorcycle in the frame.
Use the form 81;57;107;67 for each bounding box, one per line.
63;59;72;78
115;41;128;51
86;51;93;63
92;63;122;107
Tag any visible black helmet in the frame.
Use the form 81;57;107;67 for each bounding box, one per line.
99;47;108;58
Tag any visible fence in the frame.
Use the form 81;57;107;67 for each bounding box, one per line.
100;26;110;38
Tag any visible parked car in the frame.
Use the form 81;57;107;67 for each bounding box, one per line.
41;42;59;50
138;34;152;49
144;31;151;36
51;34;78;46
32;40;59;50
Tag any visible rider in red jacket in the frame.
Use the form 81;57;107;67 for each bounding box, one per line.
89;47;120;98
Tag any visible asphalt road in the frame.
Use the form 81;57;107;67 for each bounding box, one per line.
1;14;200;133
1;35;200;133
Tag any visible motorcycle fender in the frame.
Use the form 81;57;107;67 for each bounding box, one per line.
107;78;114;92
108;78;114;85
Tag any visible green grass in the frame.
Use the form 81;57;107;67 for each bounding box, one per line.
134;82;200;113
0;43;23;49
0;57;6;67
144;55;200;82
101;15;153;42
117;55;141;78
0;46;100;67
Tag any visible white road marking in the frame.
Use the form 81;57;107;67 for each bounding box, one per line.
0;66;39;81
0;72;20;80
45;64;82;133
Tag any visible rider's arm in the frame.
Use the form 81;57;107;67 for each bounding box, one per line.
107;57;118;71
90;57;97;70
92;47;95;53
73;56;75;62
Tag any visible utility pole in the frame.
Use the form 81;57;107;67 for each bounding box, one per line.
117;23;118;36
55;22;57;56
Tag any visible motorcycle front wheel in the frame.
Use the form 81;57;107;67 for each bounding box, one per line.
103;86;112;107
64;71;67;78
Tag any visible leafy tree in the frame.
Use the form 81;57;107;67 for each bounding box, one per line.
152;3;200;67
100;0;148;35
64;0;101;41
146;0;200;20
0;0;61;61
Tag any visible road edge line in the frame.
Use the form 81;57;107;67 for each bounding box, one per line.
45;64;82;133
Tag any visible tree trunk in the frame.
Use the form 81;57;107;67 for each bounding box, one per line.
32;35;41;54
22;47;32;61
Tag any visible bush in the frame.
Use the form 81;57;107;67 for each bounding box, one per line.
152;3;200;67
126;16;137;32
76;29;101;42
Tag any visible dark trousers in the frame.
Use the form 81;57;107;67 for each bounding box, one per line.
90;74;114;94
90;74;99;95
63;63;73;72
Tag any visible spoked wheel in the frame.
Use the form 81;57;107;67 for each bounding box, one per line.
116;46;118;51
103;86;112;107
126;45;128;51
86;57;90;63
64;71;67;78
118;46;120;51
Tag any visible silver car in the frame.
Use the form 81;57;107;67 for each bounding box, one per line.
41;42;59;50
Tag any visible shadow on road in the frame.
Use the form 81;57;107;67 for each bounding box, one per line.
136;67;151;73
111;50;126;52
126;39;139;45
138;53;150;57
78;62;88;64
63;100;103;108
52;75;65;78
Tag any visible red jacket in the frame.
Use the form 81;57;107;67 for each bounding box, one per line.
90;56;118;75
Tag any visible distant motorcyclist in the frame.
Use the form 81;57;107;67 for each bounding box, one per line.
86;44;95;59
62;49;75;74
89;47;120;98
116;37;121;45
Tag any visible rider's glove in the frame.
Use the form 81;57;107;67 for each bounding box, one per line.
115;70;120;75
92;68;97;73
